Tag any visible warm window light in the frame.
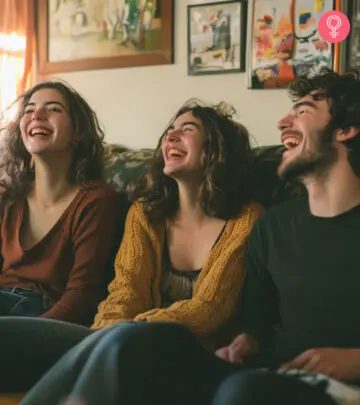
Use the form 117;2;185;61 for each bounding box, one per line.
0;32;26;121
0;33;26;52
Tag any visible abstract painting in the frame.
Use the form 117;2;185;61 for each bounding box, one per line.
247;0;336;89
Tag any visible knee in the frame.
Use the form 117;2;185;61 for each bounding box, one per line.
212;371;274;405
99;322;191;356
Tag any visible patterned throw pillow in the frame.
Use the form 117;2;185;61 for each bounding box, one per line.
104;144;154;193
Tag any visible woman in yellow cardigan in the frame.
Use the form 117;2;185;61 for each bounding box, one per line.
17;100;263;405
92;99;263;345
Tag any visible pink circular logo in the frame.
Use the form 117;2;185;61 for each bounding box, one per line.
318;11;350;43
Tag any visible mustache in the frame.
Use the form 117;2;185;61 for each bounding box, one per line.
281;130;303;137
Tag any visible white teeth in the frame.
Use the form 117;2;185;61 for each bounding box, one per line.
168;148;186;157
283;136;302;150
30;128;51;136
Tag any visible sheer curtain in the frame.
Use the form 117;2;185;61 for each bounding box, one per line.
0;0;35;120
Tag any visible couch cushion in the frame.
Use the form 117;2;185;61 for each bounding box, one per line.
104;145;153;193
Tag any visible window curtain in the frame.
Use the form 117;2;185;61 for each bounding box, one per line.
0;0;35;117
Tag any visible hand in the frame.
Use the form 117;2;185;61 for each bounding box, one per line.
215;333;259;364
280;348;360;382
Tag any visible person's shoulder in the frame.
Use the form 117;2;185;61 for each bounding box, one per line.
244;201;266;218
231;201;264;226
80;181;118;202
229;201;265;240
126;199;153;226
266;196;307;217
124;200;164;239
256;196;308;228
73;181;121;217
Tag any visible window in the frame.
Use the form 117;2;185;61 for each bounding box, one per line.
0;32;26;120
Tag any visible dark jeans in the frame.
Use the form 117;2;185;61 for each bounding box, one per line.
0;287;51;317
0;317;92;391
14;322;336;405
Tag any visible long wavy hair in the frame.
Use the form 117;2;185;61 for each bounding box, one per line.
129;99;255;222
288;67;360;176
0;81;105;206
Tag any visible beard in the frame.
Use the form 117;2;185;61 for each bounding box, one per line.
278;124;338;183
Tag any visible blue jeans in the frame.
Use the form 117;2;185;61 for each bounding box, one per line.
18;323;336;405
0;317;92;391
0;287;52;317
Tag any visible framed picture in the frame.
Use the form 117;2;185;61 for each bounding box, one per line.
339;0;360;71
247;0;338;89
37;0;174;74
187;0;247;76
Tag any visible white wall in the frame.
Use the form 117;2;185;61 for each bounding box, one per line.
48;0;292;150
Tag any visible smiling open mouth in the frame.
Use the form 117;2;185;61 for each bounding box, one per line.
167;147;187;158
281;134;302;150
29;128;52;137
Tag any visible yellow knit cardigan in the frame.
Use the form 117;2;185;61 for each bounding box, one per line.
92;200;264;347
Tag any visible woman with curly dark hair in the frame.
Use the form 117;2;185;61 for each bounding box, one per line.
0;81;120;325
92;99;263;346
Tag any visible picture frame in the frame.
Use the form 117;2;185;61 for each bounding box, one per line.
246;0;338;89
37;0;174;74
187;0;247;76
339;0;360;71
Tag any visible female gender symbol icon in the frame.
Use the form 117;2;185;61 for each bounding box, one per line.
326;15;341;38
318;10;350;43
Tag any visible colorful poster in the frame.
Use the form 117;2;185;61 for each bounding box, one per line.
248;0;334;89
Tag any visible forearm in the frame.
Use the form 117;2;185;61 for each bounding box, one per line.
134;295;239;337
92;288;152;329
39;288;103;326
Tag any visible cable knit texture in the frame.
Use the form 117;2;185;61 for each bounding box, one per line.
92;200;264;347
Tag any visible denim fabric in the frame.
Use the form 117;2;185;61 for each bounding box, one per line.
0;287;52;317
19;322;235;405
0;317;92;391
18;323;337;405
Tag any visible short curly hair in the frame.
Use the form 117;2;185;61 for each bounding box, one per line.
288;67;360;176
0;80;105;206
128;99;256;222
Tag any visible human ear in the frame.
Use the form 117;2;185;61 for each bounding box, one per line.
335;127;360;142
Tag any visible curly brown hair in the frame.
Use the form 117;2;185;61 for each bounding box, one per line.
288;67;360;176
129;99;255;222
0;81;105;206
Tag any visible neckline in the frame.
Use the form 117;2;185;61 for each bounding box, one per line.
17;188;83;252
306;200;360;221
164;219;228;272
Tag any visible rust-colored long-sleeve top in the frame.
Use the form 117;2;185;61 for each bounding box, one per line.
0;182;121;325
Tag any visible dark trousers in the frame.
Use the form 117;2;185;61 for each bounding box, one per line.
0;317;92;391
13;321;337;405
